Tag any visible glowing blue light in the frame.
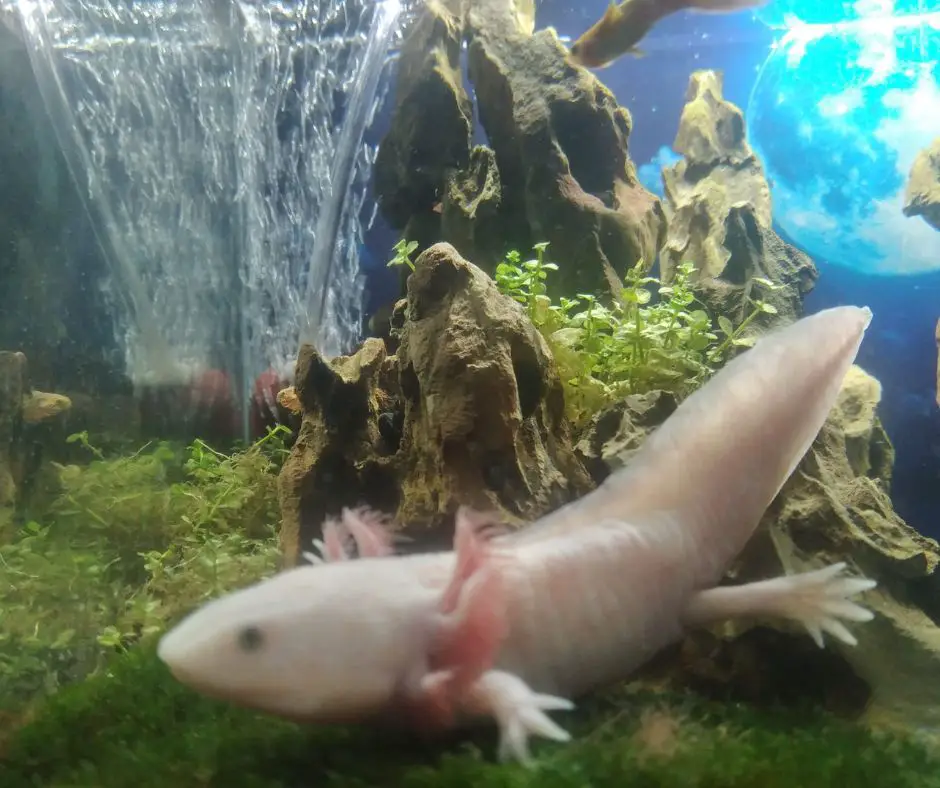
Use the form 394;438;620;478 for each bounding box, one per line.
637;146;681;198
756;0;937;29
746;17;940;276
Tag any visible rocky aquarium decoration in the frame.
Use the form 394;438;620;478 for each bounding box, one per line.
660;70;818;336
278;242;593;565
904;137;940;232
374;0;667;297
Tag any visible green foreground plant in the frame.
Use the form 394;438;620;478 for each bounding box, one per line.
2;645;937;788
494;243;782;425
0;427;290;719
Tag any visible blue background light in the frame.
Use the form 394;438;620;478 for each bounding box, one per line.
747;18;940;275
756;0;937;29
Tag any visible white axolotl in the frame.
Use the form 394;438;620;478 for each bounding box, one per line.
158;305;879;764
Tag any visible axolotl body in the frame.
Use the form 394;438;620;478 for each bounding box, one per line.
158;305;879;763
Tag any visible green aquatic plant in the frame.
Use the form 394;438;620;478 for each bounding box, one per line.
1;644;936;788
388;238;419;272
708;283;782;363
494;244;781;426
0;427;289;722
494;241;556;315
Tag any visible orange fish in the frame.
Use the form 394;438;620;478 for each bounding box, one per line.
569;0;768;69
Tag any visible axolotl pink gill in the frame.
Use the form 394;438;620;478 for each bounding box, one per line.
157;305;879;764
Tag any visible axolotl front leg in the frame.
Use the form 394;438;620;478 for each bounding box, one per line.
308;506;575;763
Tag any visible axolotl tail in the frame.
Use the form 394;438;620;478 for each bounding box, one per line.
511;306;873;587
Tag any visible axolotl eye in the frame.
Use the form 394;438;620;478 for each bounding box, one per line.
237;624;265;653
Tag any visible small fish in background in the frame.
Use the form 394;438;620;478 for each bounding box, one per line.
568;0;769;69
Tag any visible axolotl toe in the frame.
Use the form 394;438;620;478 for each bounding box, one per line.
158;305;879;765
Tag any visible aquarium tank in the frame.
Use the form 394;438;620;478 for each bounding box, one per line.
0;0;939;784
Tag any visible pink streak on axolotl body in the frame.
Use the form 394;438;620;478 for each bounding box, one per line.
157;305;879;765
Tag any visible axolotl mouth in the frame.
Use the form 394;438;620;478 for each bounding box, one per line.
158;631;299;713
157;629;226;698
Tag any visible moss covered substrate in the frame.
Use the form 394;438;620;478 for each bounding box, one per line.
2;643;938;788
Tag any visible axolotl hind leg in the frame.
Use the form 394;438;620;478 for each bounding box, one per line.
681;561;877;647
401;507;576;764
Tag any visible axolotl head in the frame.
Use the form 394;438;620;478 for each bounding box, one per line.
157;557;437;723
